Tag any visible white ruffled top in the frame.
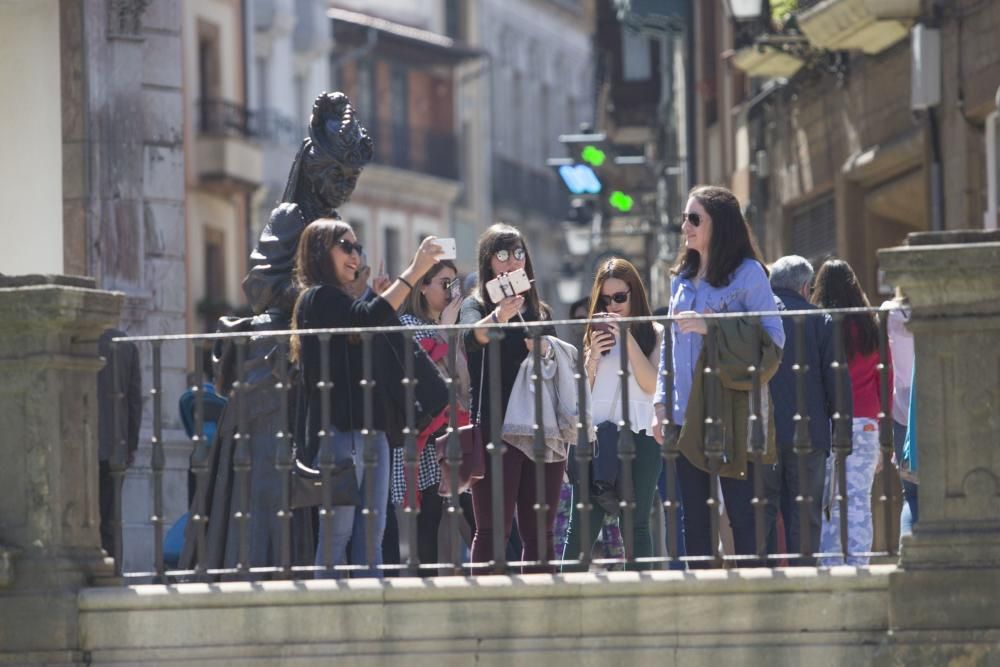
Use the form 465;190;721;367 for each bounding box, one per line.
590;323;661;434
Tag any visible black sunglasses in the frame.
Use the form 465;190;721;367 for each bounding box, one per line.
336;237;363;256
598;289;631;307
680;212;702;227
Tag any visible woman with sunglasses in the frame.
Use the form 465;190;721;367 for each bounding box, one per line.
459;223;559;571
651;185;784;567
563;258;664;570
290;219;445;577
391;260;477;572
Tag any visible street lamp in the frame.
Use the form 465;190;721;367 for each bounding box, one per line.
722;0;765;21
564;224;592;256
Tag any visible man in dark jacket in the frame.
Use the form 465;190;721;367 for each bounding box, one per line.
97;328;142;555
765;256;850;564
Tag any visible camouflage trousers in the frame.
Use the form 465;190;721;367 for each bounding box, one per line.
819;418;880;566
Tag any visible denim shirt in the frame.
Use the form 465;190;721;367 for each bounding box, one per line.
655;258;785;426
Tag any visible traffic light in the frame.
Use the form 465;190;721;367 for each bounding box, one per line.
558;164;602;195
549;131;609;196
608;190;635;213
580;144;606;167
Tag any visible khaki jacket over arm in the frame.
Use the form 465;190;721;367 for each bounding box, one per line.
678;317;783;480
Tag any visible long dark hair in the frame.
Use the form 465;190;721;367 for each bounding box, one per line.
585;258;656;357
289;218;353;361
473;223;549;319
810;258;878;360
671;185;767;287
404;259;458;322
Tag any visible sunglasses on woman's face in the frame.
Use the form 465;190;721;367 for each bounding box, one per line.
680;212;702;227
598;289;631;307
494;246;525;263
337;237;363;256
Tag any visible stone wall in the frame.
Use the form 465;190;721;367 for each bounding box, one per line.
58;0;190;573
78;568;892;666
757;0;1000;294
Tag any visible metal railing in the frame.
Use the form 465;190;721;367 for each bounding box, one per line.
106;306;902;581
197;99;259;138
371;124;460;180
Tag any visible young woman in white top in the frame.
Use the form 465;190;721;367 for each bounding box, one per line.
562;258;664;570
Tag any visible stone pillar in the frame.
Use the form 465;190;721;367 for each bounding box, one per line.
0;276;122;663
878;230;1000;665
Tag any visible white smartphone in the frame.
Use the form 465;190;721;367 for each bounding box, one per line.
437;237;457;260
485;268;532;303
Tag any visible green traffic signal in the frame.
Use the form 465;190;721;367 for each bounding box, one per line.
609;190;634;213
581;144;606;167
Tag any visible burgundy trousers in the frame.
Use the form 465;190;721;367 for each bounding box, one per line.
470;444;566;573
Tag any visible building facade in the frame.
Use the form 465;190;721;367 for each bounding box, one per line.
182;0;262;333
692;0;1000;295
473;0;596;309
328;1;471;277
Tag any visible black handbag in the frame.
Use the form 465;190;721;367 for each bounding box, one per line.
289;329;362;509
435;349;486;496
290;458;360;509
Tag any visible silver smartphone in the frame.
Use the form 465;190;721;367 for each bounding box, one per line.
485;268;531;303
437;237;457;260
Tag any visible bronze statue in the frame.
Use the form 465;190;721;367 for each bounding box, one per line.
243;91;374;320
182;92;372;578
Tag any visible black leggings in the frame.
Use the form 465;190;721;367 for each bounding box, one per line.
417;489;476;568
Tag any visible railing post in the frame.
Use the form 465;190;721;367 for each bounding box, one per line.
791;315;815;563
703;321;724;567
879;231;1000;664
487;333;507;575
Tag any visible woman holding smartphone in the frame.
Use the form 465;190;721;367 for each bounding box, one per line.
459;223;558;571
290;218;445;578
391;259;476;571
563;258;664;570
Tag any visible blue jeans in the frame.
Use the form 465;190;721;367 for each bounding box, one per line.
893;420;919;536
314;429;390;579
657;461;687;570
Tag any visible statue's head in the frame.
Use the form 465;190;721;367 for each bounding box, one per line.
301;92;374;211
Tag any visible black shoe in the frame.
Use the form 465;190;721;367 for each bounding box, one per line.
590;481;620;515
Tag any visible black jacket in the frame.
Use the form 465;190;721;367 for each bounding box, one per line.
296;285;448;460
768;288;851;452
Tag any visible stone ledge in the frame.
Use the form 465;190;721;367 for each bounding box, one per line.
78;566;897;610
0;274;95;288
78;568;894;665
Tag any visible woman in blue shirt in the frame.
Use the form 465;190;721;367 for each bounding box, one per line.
651;186;784;567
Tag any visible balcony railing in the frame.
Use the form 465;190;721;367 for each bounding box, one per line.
103;306;905;581
197;99;259;139
371;123;460;181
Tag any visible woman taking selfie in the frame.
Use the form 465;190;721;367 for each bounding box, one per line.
563;258;664;570
391;259;476;571
811;258;890;566
459;223;558;571
652;185;784;567
290;218;444;577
